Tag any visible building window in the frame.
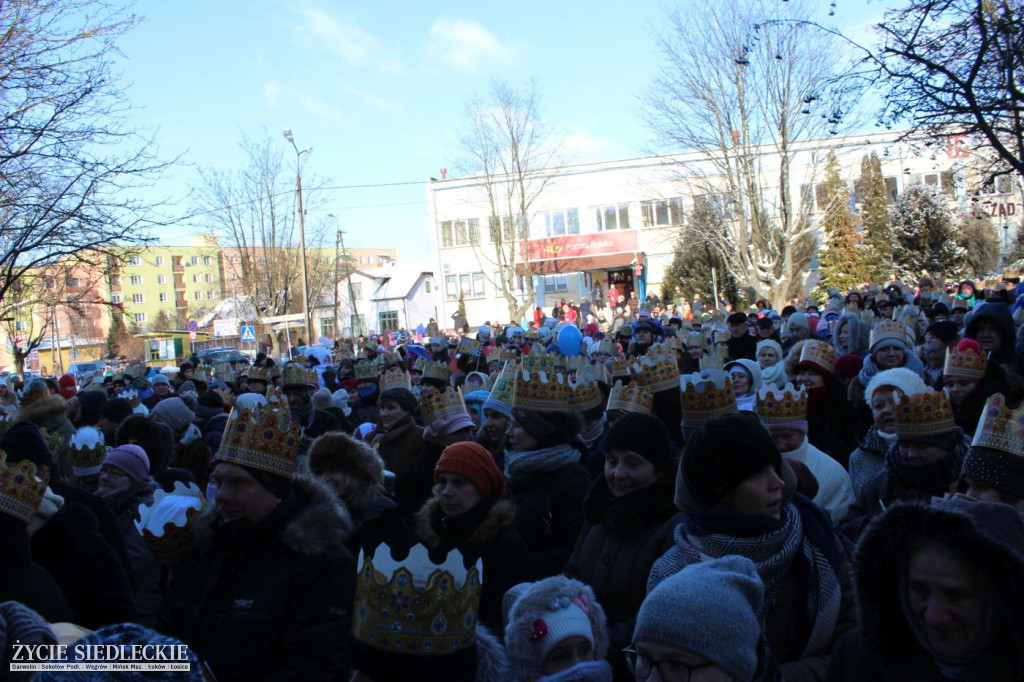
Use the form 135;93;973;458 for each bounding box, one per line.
131;293;144;303
231;272;238;281
542;274;569;292
65;276;80;287
641;198;684;227
192;274;199;283
693;193;735;219
129;256;142;266
446;275;458;300
351;282;362;300
205;273;213;282
203;256;212;266
229;256;237;264
157;274;167;285
111;294;123;305
378;310;399;330
155;256;165;266
594;203;631;231
540;208;580;237
206;291;213;299
908;171;956;196
158;293;168;302
440;219;481;248
190;256;198;265
109;275;120;287
194;291;202;300
134;312;146;323
445;272;487;299
978;174;1015;196
130;275;143;285
321;317;335;338
425;280;431;294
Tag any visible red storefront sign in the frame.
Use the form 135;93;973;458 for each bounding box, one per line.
521;231;638;262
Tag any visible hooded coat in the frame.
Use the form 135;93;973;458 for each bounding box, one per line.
827;501;1024;680
13;394;76;479
161;475;356;682
964;301;1016;364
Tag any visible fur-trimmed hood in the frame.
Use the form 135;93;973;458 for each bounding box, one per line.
854;500;1024;663
14;393;72;427
415;497;516;550
504;575;609;682
193;474;353;557
474;624;511;682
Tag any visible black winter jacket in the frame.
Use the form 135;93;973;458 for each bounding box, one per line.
0;530;74;623
162;476;356;681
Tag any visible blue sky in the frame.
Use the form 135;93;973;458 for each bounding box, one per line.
115;0;895;257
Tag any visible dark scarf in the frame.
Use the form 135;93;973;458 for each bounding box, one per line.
885;440;965;497
583;477;676;536
437;499;497;548
103;479;157;524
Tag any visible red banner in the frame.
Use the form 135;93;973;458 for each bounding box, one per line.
522;231;638;263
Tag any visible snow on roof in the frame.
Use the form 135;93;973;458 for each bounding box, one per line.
371;266;432;301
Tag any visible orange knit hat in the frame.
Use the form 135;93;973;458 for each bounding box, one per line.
435;442;506;502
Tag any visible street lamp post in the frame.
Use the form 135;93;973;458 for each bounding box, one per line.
283;128;313;347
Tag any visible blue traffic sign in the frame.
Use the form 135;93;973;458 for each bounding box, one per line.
241;325;256;343
187;320;198;332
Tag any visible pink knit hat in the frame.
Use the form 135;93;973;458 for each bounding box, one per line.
102;444;150;481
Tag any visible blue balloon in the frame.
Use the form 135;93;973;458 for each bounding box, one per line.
557;325;583;356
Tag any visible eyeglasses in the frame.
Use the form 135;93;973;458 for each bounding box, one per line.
622;647;714;682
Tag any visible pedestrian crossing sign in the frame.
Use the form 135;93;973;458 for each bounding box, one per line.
241;325;256;343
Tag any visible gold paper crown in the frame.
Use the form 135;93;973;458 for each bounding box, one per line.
893;389;956;438
383;352;403;367
486;363;516;406
353;544;482;654
194;363;213;381
870;319;907;350
37;427;64;461
943;344;987;380
521;347;556;375
0;452;49;523
354;361;379;382
577;361;609;386
217;405;301;478
665;336;683;353
246;365;270;383
119;388;141;409
680;373;737;427
282;363;318;387
591;338;618;357
971;393;1024;455
798;340;836;375
498;345;519;363
606;380;652;415
419;386;469;425
632;344;679;394
413;357;428;373
69;427;106;474
134;481;206;564
568;378;603;412
755;383;808;426
421;360;452;383
380;367;412;393
684;331;705;349
511;368;568;413
608;356;632;380
699;344;728;372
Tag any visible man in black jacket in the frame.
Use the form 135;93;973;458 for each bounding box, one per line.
725;311;757;361
161;403;355;681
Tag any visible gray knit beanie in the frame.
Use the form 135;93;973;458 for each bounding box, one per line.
634;555;764;681
150;397;196;435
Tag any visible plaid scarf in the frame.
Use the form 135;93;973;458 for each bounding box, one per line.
648;501;842;659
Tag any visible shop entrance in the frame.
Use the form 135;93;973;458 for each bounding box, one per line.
605;268;635;309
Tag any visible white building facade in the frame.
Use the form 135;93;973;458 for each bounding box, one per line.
426;132;1023;327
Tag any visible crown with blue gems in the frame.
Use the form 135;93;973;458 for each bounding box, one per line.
632;344;680;393
0;452;49;523
699;344;728;372
944;344;987;380
354;360;380;382
353;544;482;655
512;366;568;413
893;388;955;438
606;380;653;414
755;383;807;425
680;372;737;427
421;360;452;384
380;367;412;393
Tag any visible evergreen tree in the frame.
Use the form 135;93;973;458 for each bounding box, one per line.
103;312;130;359
814;151;869;300
1005;222;1024;269
891;185;966;282
955;206;1000;277
663;200;739;307
857;152;894;282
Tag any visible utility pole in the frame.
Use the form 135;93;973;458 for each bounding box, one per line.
336;223;361;336
282;128;313;346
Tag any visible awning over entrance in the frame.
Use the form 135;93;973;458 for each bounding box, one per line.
515;232;643;275
516;251;644;275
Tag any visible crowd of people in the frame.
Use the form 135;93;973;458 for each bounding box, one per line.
1;274;1024;680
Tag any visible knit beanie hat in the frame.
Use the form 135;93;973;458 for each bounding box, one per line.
102;444;150;481
150;373;171;387
150;397;196;434
863;367;928;407
603;412;672;474
0;602;59;673
833;354;864;380
682;412;781;512
504;576;609;682
927;320;959;345
331;389;353;417
435;442;506;502
310;387;333;412
634;555;763;681
756;339;783;361
422;411;476;442
99;397;133;424
57;374;77;399
787;313;808;330
511;409;582;447
0;421;54;469
380;387;417;415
